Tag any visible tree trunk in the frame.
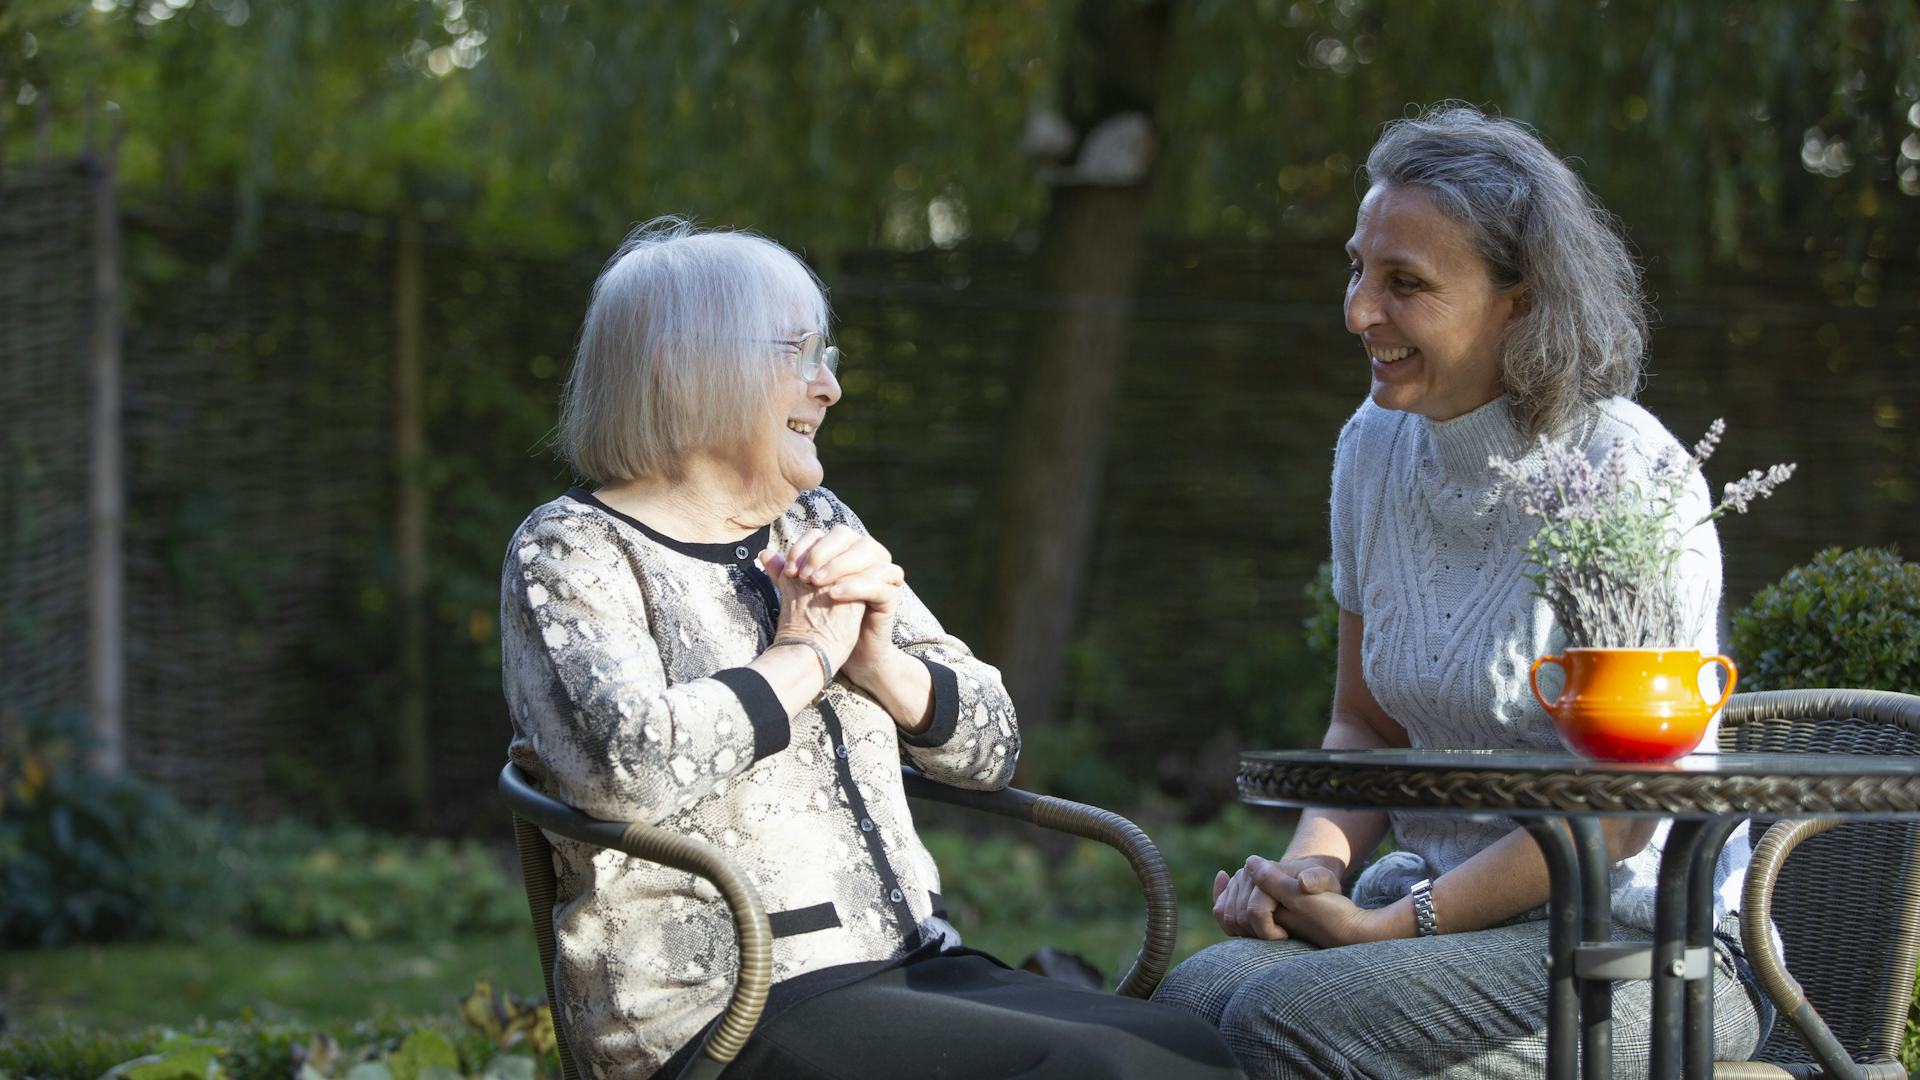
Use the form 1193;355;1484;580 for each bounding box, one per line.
983;0;1172;730
86;131;125;774
395;213;431;829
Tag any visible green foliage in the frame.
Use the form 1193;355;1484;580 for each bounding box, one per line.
0;1025;157;1080
1222;561;1341;749
453;982;553;1061
1301;561;1339;662
231;821;525;944
102;1036;228;1080
921;801;1293;931
0;711;223;948
381;1030;460;1080
4;934;542;1036
0;1015;552;1080
1018;721;1139;815
1024;636;1161;809
0;714;523;950
1731;546;1920;693
8;1;1917;263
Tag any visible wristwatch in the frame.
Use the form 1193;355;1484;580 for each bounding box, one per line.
1410;878;1438;937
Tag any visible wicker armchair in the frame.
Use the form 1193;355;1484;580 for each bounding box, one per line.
499;762;1178;1080
1713;689;1920;1080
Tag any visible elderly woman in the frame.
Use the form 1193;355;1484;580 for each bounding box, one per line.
500;219;1243;1080
1150;106;1773;1077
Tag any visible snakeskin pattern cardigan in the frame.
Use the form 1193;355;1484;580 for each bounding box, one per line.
500;485;1019;1080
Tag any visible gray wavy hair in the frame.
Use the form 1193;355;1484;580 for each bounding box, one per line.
1362;103;1648;437
559;217;830;483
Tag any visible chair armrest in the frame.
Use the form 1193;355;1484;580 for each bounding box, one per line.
499;765;770;1080
1711;1062;1823;1078
1740;818;1908;1080
900;766;1177;998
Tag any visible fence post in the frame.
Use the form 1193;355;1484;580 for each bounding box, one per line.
395;211;431;829
86;113;126;774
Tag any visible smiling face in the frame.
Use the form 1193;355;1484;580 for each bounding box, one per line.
1344;184;1520;421
733;326;841;502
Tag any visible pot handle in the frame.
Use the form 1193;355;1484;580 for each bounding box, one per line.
1698;654;1738;715
1529;654;1566;714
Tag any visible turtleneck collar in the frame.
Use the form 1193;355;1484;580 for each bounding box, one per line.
1424;394;1528;484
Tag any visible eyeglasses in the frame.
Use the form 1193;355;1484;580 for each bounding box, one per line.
773;332;841;381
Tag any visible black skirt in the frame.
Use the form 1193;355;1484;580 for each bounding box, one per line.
656;944;1245;1080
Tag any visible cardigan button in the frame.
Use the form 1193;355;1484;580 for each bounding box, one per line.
734;545;750;560
835;744;849;760
859;817;874;833
889;888;904;904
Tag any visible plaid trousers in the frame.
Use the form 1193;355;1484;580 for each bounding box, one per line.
1150;916;1769;1080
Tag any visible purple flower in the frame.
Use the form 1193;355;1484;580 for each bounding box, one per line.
1492;419;1794;648
1692;417;1726;465
1721;462;1797;514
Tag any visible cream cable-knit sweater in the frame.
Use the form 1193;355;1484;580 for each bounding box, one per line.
1329;394;1749;931
500;486;1018;1080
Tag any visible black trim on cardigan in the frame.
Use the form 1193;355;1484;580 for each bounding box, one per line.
710;667;791;762
768;901;843;938
817;697;922;945
899;658;961;748
564;487;771;566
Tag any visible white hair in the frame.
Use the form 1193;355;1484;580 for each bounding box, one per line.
559;217;831;483
1363;103;1649;438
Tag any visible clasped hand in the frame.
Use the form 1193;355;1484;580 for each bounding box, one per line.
761;525;906;684
1212;855;1384;948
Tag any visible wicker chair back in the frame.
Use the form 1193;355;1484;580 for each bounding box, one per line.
506;789;583;1080
1717;689;1920;1067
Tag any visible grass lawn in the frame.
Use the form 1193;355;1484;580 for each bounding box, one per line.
9;921;1918;1074
2;913;1224;1038
3;934;545;1035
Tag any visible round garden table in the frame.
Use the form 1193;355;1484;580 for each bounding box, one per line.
1236;748;1920;1080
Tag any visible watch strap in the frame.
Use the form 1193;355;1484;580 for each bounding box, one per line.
1410;877;1438;937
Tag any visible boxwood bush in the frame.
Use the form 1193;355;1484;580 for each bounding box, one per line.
1730;546;1920;693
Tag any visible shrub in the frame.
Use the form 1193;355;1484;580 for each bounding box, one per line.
233;820;525;943
922;802;1294;927
0;710;227;948
1730;547;1920;693
0;712;523;950
1222;562;1341;749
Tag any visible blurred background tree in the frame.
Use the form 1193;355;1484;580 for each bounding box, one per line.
2;0;1917;826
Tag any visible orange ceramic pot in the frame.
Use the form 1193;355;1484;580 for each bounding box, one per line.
1529;648;1737;762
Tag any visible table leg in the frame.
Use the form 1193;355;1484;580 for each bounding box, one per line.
1684;817;1741;1078
1571;818;1614;1080
1525;818;1582;1080
1652;819;1709;1080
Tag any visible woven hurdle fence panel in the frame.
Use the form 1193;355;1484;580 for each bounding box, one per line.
5;170;1918;819
0;161;97;749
